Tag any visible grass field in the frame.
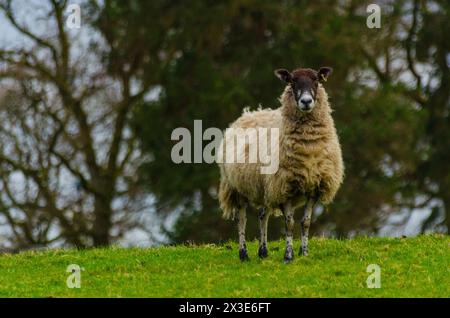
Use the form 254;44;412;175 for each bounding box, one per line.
0;235;448;297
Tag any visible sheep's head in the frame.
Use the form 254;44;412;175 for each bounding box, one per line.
275;67;332;113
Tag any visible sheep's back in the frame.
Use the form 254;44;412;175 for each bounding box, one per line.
218;108;281;206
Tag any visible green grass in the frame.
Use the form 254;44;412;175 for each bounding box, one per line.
0;235;448;297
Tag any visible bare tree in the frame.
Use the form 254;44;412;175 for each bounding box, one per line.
0;0;155;248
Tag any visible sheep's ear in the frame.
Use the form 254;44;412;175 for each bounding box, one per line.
318;67;333;83
274;69;292;83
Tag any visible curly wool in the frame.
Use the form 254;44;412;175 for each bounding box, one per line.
218;84;344;219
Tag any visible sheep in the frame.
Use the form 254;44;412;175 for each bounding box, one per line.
217;67;344;263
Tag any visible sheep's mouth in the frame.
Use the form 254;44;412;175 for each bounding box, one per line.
298;103;315;113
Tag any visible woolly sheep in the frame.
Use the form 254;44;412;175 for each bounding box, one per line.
217;67;344;263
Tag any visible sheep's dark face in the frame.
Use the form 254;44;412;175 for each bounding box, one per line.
275;67;332;113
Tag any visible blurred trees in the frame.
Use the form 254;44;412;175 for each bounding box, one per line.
359;0;450;233
0;0;448;249
0;0;155;248
125;0;449;241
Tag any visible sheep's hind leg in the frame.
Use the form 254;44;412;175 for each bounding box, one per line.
300;199;316;256
258;208;269;258
283;204;295;263
238;208;249;261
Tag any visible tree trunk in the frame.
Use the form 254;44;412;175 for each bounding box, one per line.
92;196;113;246
92;182;113;247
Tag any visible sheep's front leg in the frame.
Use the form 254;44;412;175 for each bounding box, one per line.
258;208;269;258
283;204;295;263
238;208;249;261
300;199;315;256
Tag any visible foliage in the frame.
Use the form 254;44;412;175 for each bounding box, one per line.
126;0;449;240
0;0;448;249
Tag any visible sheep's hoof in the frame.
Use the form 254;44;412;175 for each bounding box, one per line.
258;245;268;259
284;247;294;263
299;245;309;256
299;249;309;256
283;256;293;264
239;248;249;262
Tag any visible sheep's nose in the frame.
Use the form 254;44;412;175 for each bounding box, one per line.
300;97;313;107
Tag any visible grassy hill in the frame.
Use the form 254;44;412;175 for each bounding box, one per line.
0;235;448;297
